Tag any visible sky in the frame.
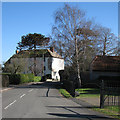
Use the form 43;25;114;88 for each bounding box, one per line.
1;2;118;63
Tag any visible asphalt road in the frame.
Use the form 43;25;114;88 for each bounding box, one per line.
2;82;119;119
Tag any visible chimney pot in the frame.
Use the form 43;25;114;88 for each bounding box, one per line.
16;50;19;54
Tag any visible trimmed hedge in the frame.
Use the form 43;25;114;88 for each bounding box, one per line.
2;73;41;85
28;74;34;82
9;73;34;85
34;76;41;82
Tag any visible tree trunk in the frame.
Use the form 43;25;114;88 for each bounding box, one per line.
103;37;107;56
75;38;81;88
34;44;37;76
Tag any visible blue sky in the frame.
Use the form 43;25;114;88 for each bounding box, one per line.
2;2;118;63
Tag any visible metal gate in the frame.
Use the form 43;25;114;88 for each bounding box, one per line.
100;79;120;115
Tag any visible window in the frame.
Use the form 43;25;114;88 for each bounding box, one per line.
54;72;56;76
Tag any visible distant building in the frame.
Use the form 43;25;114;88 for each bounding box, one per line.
5;48;64;81
81;55;120;87
90;55;120;81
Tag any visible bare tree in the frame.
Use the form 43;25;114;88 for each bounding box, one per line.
29;61;44;76
96;27;118;56
3;58;27;74
52;4;98;87
51;39;65;57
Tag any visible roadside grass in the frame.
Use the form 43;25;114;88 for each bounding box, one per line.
75;88;120;119
93;106;120;119
75;88;100;97
58;87;120;119
59;89;72;98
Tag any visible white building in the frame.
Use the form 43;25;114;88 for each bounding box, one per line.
5;48;64;81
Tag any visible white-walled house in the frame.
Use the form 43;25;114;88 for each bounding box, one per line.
5;48;64;81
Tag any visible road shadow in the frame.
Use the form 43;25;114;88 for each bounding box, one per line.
47;105;99;109
47;113;118;120
46;87;50;97
10;81;61;89
47;106;119;120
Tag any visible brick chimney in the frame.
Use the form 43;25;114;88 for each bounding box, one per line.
16;50;19;54
50;47;54;52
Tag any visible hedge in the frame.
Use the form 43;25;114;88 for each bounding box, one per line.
1;73;41;85
9;74;20;85
34;76;41;82
8;73;34;85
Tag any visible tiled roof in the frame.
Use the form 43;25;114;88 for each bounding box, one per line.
91;56;120;72
5;49;63;64
47;49;62;59
12;49;63;59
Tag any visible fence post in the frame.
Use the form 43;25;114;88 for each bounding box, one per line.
100;80;105;108
118;92;120;117
69;81;75;97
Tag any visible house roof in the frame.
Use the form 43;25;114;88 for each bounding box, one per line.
5;49;63;64
91;56;120;72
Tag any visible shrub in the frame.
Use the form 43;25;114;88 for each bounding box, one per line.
28;74;34;82
9;74;21;85
8;73;34;85
2;74;9;87
20;74;34;83
46;74;51;79
41;76;47;82
34;76;41;82
20;74;29;83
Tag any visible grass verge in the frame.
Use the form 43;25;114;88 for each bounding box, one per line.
59;89;72;98
76;88;100;97
76;88;120;119
93;106;120;119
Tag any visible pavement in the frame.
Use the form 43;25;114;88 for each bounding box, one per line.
1;82;119;119
76;97;100;107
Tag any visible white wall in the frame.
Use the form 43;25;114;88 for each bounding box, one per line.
52;58;64;81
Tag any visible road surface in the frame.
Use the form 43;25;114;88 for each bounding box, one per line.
2;82;118;119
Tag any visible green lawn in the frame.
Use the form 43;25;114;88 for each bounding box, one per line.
75;88;120;119
75;88;100;97
58;87;120;119
93;106;120;119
